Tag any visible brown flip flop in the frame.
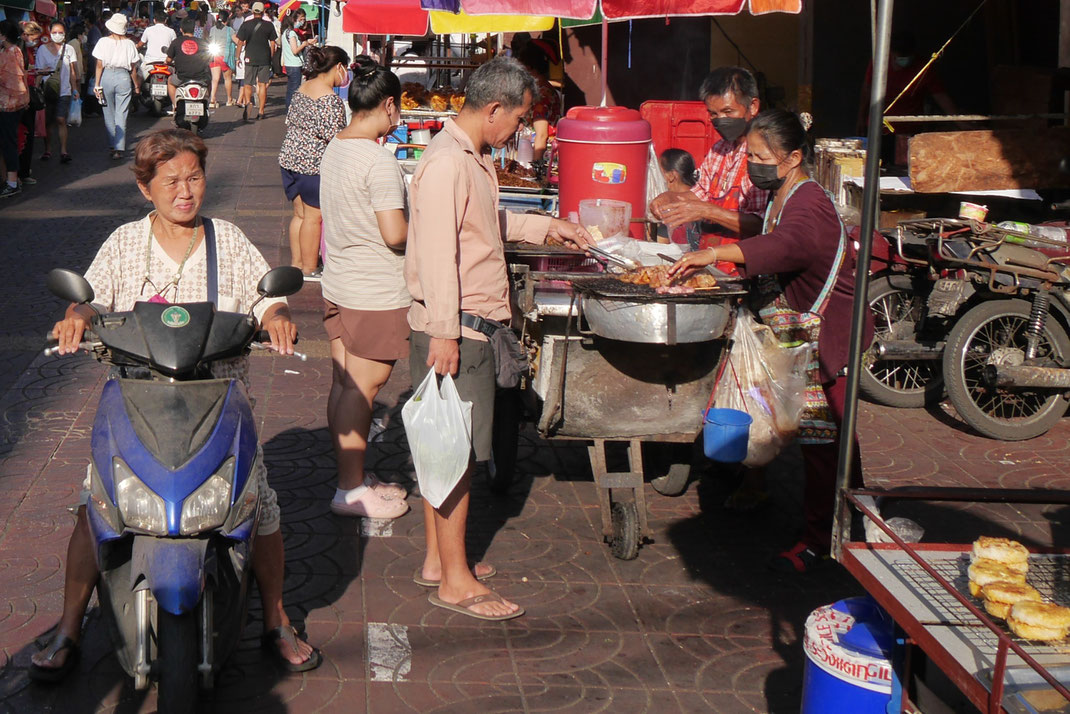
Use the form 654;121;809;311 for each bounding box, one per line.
428;591;524;621
413;564;496;588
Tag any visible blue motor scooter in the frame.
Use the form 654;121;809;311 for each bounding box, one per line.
44;266;303;713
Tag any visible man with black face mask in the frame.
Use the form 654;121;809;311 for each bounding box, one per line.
650;66;769;272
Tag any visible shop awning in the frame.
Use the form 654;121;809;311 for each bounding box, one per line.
342;0;429;35
459;0;799;20
34;0;56;15
429;8;554;33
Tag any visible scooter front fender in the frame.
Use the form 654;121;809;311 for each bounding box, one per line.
131;537;209;616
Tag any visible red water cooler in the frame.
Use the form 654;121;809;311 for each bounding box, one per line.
556;106;652;240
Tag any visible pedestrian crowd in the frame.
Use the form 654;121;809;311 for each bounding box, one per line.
0;0;315;198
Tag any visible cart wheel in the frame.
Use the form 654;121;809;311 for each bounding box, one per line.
609;501;641;560
651;463;691;497
489;389;521;495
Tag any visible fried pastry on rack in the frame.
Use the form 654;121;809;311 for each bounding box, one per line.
972;536;1030;574
982;581;1042;620
1008;601;1070;641
968;559;1027;598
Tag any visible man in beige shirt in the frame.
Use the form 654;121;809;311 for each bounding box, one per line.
406;56;591;621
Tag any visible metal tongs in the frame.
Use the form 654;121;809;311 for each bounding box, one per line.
588;244;639;271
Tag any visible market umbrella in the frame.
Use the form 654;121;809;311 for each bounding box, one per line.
458;0;800;19
278;0;301;17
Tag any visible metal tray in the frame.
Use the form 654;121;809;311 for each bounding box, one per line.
570;276;746;304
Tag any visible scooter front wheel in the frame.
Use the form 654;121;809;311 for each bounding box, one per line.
156;609;199;714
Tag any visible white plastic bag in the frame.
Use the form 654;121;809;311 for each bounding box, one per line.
401;370;473;509
67;96;82;127
714;308;810;467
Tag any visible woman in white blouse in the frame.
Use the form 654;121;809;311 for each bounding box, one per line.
91;13;140;160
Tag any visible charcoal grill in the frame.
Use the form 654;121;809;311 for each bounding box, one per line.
493;249;743;560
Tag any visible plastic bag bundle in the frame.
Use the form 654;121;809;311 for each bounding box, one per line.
401;371;473;509
714;308;810;467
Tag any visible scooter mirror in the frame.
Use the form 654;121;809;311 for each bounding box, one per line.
47;268;96;305
256;266;304;298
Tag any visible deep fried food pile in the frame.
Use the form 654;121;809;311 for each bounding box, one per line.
401;83;465;113
617;265;718;291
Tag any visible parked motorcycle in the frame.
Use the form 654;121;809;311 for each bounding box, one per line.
174;79;210;134
928;219;1070;440
860;224;947;408
140;61;173;117
43;266;304;713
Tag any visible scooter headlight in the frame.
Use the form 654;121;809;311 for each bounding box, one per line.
180;458;234;535
114;459;167;535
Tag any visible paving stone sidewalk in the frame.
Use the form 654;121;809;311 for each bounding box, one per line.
0;96;1067;713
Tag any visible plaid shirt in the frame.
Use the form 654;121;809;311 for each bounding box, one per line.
691;137;770;232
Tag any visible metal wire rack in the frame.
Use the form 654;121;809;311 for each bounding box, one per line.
892;552;1070;657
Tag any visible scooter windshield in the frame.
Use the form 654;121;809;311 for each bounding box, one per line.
93;302;257;377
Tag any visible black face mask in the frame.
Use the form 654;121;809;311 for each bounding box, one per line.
748;162;784;191
712;116;747;143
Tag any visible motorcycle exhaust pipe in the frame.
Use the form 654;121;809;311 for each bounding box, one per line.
874;340;945;361
983;365;1070;389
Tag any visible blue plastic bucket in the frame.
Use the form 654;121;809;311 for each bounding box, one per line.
702;408;752;462
801;597;894;714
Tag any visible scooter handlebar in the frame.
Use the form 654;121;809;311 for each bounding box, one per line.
252;332;306;361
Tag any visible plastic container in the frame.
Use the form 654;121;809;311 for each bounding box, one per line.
801;597;894;714
702;408;752;462
640;100;716;167
996;221;1069;251
386;124;409;159
557;106;651;240
579;198;632;240
958;201;988;221
411;128;432;145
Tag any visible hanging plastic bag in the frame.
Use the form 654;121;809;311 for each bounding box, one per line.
67;96;82;127
401;370;473;509
645;143;669;221
713;308;810;467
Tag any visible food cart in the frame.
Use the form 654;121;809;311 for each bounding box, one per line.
492;245;746;560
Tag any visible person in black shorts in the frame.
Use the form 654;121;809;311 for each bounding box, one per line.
235;1;275;120
165;17;210;110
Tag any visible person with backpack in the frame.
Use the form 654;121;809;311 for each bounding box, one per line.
234;1;275;120
34;20;79;163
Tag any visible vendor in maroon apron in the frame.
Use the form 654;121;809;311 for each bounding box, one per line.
668;109;875;574
649;66;769;274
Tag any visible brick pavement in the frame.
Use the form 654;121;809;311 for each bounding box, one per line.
1;94;1068;713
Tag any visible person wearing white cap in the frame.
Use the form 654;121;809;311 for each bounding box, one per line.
92;13;140;159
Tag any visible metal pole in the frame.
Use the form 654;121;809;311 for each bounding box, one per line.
831;0;895;561
600;15;608;106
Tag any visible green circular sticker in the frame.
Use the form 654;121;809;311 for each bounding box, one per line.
161;306;191;329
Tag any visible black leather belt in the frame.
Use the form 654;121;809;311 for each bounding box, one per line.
460;312;498;338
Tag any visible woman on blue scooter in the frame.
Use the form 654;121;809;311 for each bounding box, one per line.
32;128;321;680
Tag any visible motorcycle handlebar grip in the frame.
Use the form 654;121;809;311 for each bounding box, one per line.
254;331;299;346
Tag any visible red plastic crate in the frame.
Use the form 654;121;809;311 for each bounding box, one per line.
640;100;719;166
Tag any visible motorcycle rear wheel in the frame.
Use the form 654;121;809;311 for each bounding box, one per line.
860;274;943;408
156;609;199;714
943;298;1070;441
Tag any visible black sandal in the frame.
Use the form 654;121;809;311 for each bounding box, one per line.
261;625;322;673
29;633;80;683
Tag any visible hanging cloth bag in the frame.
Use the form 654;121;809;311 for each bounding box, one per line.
751;179;848;445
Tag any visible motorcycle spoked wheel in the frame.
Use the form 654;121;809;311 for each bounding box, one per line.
156;609;199;714
943;298;1070;441
860;274;943;409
